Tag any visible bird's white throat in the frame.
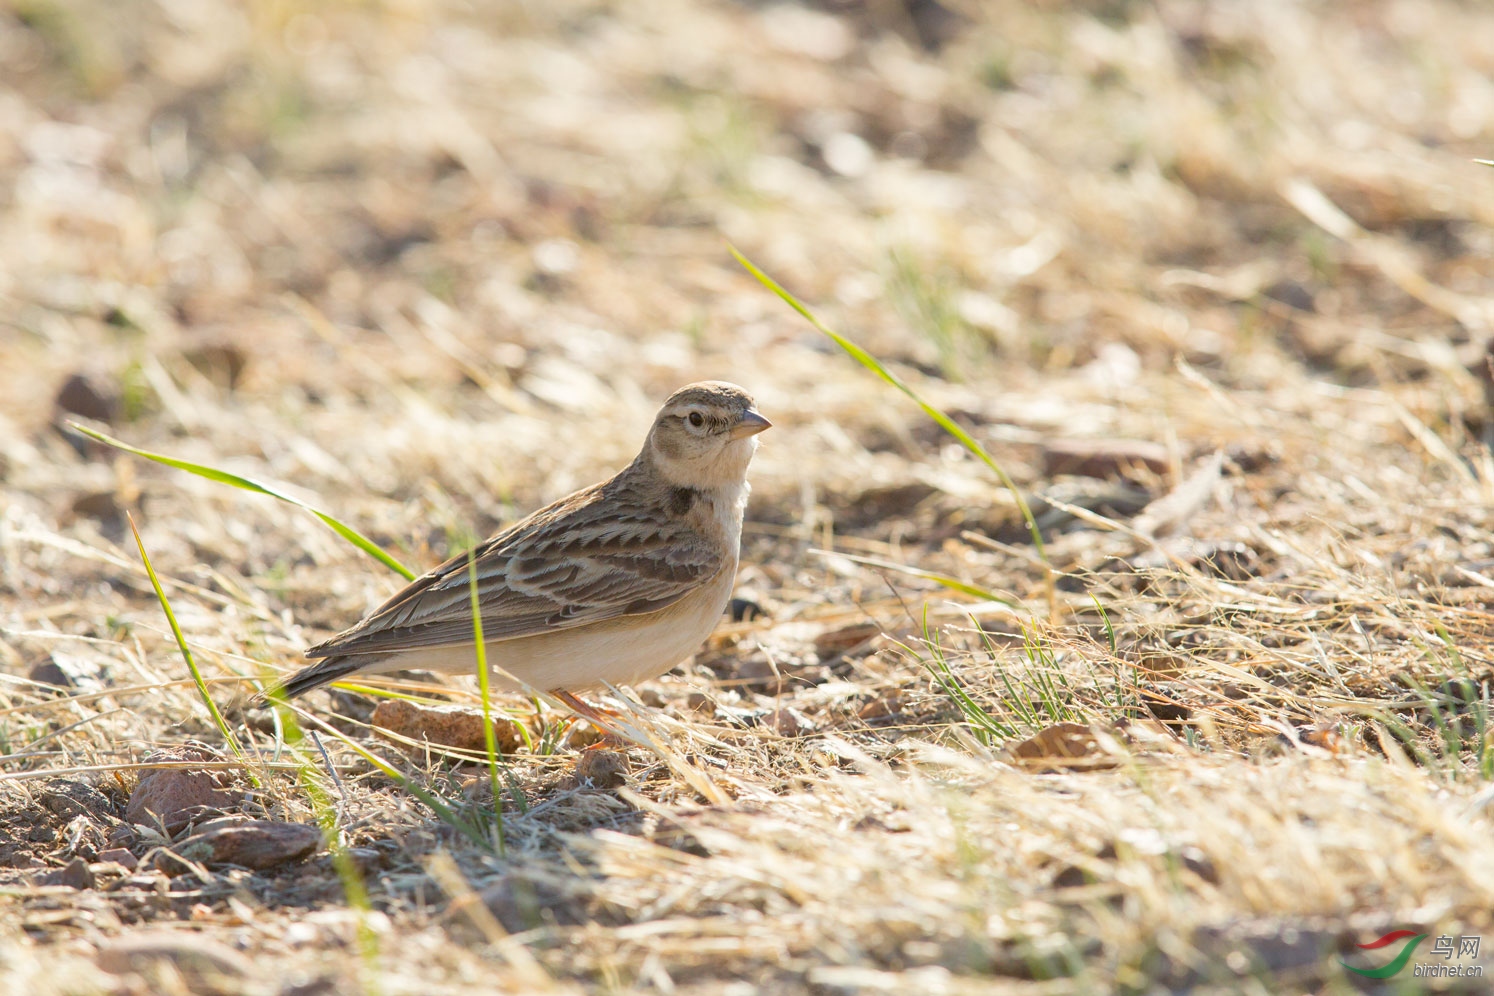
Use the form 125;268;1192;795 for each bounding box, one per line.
712;475;750;551
651;433;758;491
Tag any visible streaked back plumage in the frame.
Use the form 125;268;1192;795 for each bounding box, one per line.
264;381;768;701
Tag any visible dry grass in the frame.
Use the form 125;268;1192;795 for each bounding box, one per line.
4;0;1494;992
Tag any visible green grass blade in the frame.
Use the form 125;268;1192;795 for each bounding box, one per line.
919;607;1013;741
966;612;1037;734
258;685;489;847
275;714;382;990
319;683;443;703
468;550;507;858
1091;595;1118;655
308;717;489;848
71;422;415;581
729;247;1050;574
127;514;253;781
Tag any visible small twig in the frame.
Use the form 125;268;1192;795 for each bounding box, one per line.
310;730;351;829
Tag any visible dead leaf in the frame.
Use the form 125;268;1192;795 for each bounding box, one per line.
1010;723;1119;772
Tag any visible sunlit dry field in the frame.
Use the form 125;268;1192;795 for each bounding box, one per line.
5;1;1494;992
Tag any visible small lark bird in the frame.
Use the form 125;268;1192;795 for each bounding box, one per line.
267;382;769;723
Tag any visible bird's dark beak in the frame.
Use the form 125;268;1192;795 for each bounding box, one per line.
729;409;772;439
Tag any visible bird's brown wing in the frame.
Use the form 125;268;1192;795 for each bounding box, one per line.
304;482;724;659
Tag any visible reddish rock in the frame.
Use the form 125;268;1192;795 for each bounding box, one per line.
171;818;321;870
371;699;527;755
126;744;239;834
572;749;629;789
36;857;95;890
97;847;138;870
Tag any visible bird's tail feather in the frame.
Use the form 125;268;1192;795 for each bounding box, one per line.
257;656;367;704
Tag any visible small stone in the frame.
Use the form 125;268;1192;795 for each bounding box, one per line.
344;847;386;876
36;856;95;890
1051;863;1095;889
172;819;321;871
479;876;588;933
532;237;579;276
1139;687;1192;726
69;490;125;524
829;481;939;527
763;706;815;737
572;749;629;789
105;824;139;850
28;652;108;694
54;372;119;422
126;744;239;834
150;850;201;877
1179;845;1220;884
97;848;138;870
1263;279;1317;312
857;691;904;721
28;654;80;690
822;131;875;178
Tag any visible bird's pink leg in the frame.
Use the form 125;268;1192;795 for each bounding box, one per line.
553;689;631;746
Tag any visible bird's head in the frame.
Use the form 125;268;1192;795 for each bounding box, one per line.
644;381;771;489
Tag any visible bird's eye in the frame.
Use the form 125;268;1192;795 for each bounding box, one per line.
687;412;705;428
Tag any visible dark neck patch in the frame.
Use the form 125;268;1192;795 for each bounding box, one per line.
667;487;700;516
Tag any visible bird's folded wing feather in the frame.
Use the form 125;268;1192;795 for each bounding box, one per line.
305;487;723;658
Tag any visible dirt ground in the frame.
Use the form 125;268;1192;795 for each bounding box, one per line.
5;0;1494;992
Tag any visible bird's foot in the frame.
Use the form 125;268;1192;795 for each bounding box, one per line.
553;690;634;748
